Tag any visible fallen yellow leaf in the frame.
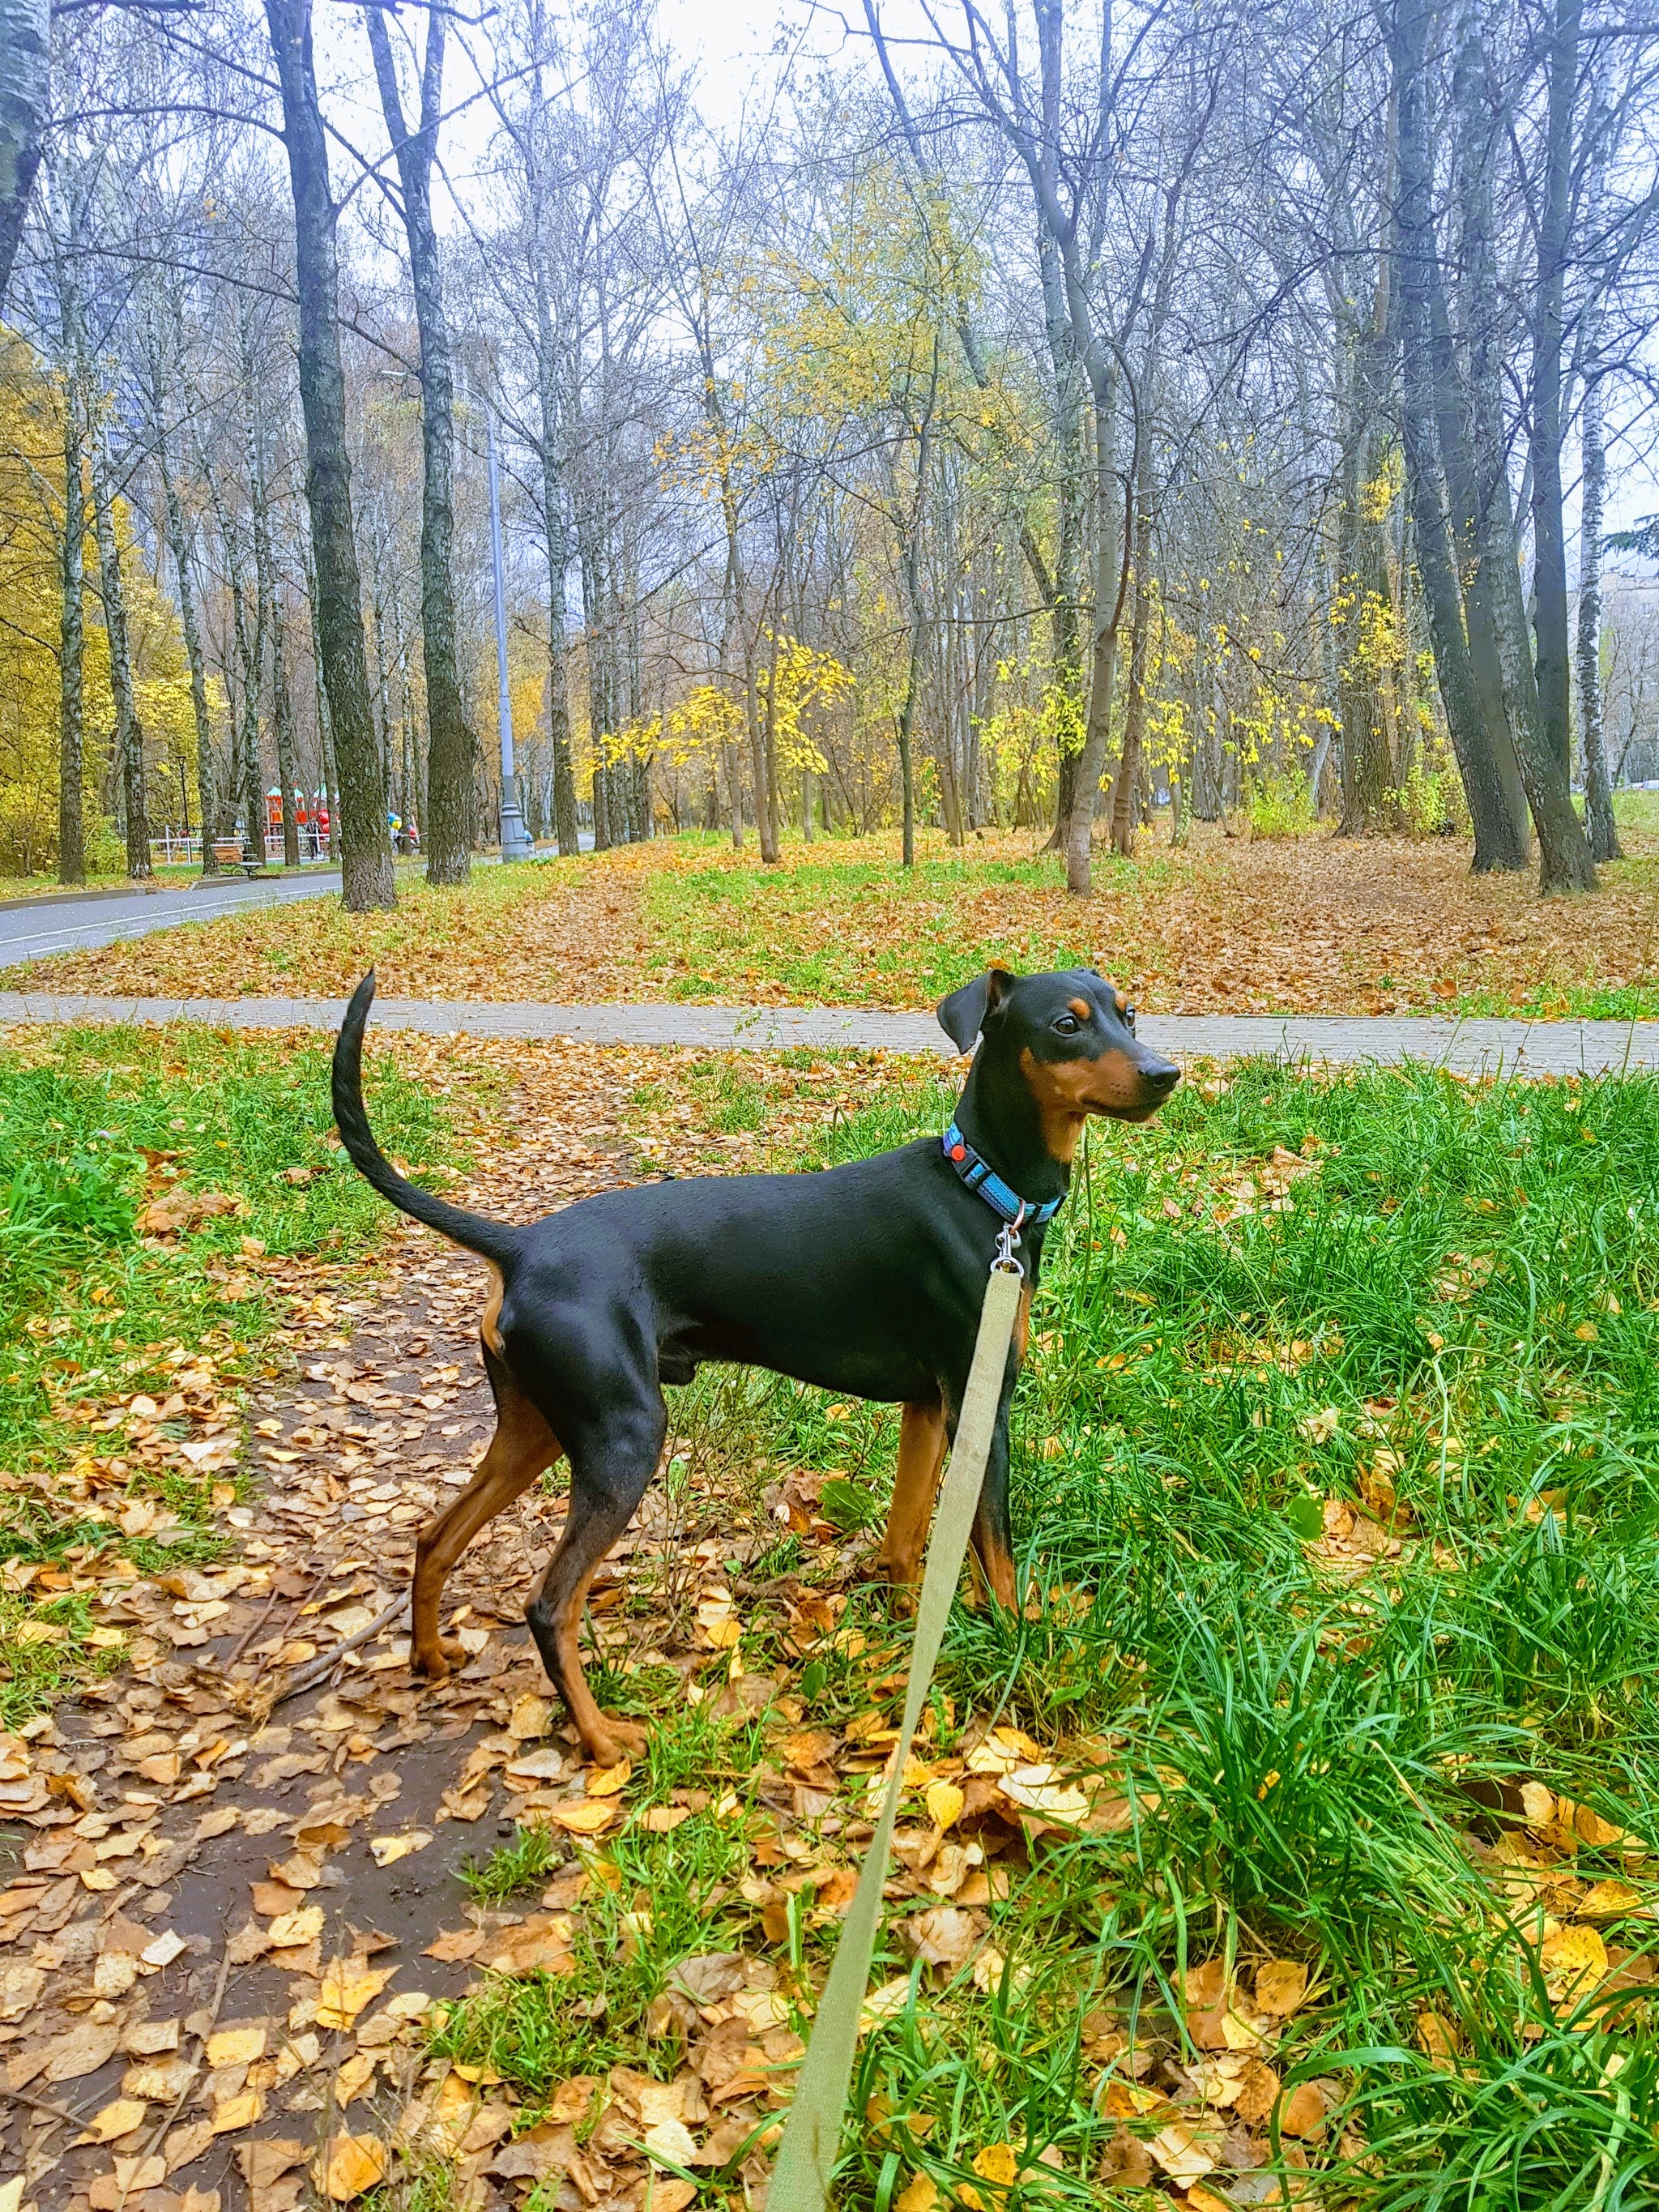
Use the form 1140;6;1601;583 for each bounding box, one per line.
211;2090;266;2132
540;1800;615;1834
586;1757;632;1799
1253;1959;1309;2017
1541;1922;1610;2001
971;2144;1018;2190
1578;1880;1648;1919
83;2097;148;2142
925;1782;965;1832
369;1831;433;1868
319;2133;386;2202
267;1907;324;1949
206;2026;267;2069
317;1961;395;2032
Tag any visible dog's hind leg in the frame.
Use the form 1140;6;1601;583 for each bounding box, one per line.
411;1353;561;1681
873;1398;948;1586
526;1396;665;1768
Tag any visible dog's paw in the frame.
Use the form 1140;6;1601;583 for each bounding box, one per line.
586;1714;648;1766
410;1634;467;1683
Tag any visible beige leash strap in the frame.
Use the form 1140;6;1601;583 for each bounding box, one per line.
767;1252;1026;2212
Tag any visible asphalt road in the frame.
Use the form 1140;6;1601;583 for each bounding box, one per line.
0;870;343;969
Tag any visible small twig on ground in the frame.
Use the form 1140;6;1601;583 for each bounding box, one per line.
224;1559;324;1671
274;1595;411;1706
0;2082;89;2129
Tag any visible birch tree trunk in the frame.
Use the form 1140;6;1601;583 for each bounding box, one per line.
58;379;84;885
1064;381;1126;895
0;0;48;304
264;0;394;909
534;284;579;856
1335;165;1396;836
271;573;301;868
249;402;297;865
91;442;151;878
156;442;218;876
1578;374;1619;860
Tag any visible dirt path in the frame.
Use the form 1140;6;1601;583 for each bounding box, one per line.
2;1057;664;2212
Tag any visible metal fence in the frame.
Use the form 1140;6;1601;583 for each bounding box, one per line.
148;830;331;869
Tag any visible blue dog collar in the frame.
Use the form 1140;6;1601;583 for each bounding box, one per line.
942;1123;1064;1229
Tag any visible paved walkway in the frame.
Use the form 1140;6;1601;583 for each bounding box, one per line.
0;871;342;968
2;990;1657;1074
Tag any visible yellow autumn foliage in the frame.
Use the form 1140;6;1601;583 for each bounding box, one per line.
0;332;201;878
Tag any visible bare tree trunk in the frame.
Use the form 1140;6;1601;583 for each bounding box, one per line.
1394;0;1531;875
1336;191;1395;835
271;578;301;868
58;382;84;885
249;403;297;865
1109;433;1153;858
1578;374;1619;860
533;295;579;856
1065;383;1128;895
156;442;218;877
1529;0;1580;780
893;370;937;870
1445;0;1593;890
90;441;151;879
264;0;394;910
365;4;473;886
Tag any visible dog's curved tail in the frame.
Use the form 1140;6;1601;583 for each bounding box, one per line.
332;971;522;1267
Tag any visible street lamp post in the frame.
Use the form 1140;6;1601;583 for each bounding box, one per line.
487;403;534;864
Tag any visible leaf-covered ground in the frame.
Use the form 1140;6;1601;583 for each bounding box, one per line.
15;798;1659;1021
5;1027;1659;2212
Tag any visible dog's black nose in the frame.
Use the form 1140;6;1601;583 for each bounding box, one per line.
1141;1058;1180;1092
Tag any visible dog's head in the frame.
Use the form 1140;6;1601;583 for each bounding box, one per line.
938;967;1180;1147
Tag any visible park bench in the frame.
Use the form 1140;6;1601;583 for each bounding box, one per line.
210;836;264;878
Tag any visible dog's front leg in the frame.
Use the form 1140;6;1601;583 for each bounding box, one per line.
874;1398;949;1586
966;1400;1019;1611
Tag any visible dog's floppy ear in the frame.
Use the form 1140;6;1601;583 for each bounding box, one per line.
936;968;1015;1053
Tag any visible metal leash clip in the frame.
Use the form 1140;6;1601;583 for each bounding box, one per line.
993;1211;1026;1278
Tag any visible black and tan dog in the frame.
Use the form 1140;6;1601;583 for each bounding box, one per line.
331;967;1179;1764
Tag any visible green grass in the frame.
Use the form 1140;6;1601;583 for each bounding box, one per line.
434;1052;1659;2206
0;1023;476;1718
1444;788;1659;1023
640;852;1162;1006
462;1826;562;1906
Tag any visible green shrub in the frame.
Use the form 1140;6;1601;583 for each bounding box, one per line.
1246;767;1318;839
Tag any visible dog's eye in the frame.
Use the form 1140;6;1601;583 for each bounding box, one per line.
1124;1006;1137;1031
1054;1013;1081;1035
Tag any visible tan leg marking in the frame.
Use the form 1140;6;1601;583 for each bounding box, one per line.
971;1522;1019;1611
1013;1281;1032;1364
410;1381;560;1680
480;1265;507;1356
548;1558;649;1767
875;1399;949;1586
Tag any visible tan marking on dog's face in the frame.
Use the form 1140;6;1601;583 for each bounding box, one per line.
1114;988;1128;1014
481;1264;507;1356
1021;1044;1151;1157
1068;996;1092;1020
